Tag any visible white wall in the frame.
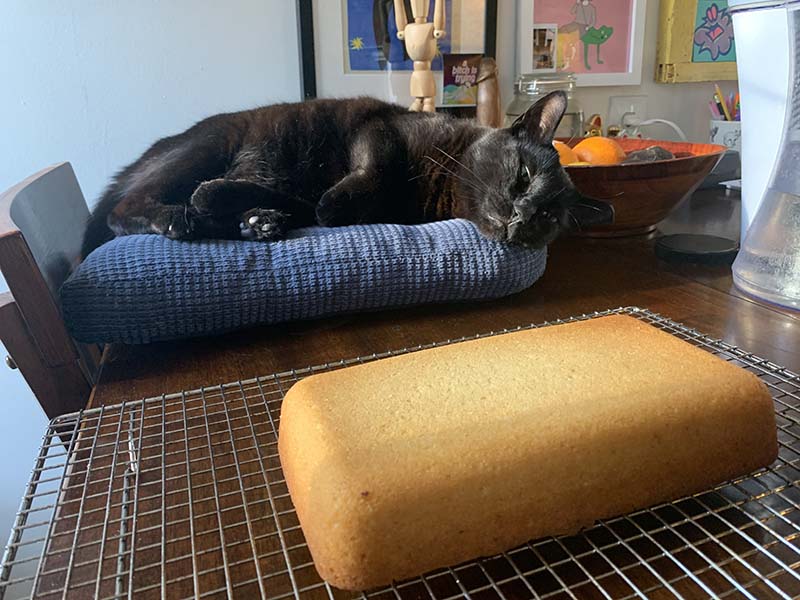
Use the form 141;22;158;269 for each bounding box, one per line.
495;0;738;143
0;0;301;538
1;0;301;207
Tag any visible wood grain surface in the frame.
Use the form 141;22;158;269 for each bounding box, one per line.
62;188;799;600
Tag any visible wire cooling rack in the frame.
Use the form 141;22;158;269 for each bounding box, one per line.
1;307;799;600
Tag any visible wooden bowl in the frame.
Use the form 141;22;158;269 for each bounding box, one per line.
562;139;726;237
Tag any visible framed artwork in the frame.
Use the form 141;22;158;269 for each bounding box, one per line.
298;0;497;106
655;0;738;83
516;0;647;86
345;0;454;72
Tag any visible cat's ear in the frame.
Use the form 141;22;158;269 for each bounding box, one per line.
510;90;568;144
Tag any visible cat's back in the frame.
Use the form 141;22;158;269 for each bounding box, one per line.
243;97;411;139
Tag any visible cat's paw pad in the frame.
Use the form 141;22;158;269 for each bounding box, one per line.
239;209;289;241
153;206;196;240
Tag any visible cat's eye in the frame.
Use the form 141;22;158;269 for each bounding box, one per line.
520;164;532;185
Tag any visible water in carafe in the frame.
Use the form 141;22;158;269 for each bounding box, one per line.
732;6;800;310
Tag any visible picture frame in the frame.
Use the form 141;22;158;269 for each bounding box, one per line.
297;0;498;105
655;0;738;83
516;0;647;87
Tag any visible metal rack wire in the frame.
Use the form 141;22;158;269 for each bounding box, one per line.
0;307;799;599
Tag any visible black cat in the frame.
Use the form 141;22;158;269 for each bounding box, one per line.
82;92;612;257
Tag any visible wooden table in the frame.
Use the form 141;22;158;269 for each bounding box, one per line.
91;187;799;407
50;187;797;600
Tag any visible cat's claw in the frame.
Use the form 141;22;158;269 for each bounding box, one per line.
154;206;196;240
239;208;289;241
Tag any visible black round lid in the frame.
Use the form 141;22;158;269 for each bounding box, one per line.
655;234;739;265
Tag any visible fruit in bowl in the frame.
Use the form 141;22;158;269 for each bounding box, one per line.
572;137;628;166
554;137;727;237
553;140;579;166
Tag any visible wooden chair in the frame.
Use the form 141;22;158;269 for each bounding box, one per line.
0;163;100;419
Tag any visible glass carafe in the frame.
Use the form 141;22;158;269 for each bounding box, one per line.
504;73;584;140
732;4;800;310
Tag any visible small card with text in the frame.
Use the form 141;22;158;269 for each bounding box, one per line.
442;54;481;107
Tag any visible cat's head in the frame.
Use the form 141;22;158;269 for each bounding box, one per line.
453;91;612;248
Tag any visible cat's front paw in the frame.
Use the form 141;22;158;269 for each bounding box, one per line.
152;206;196;240
316;190;357;226
239;208;289;241
190;179;228;214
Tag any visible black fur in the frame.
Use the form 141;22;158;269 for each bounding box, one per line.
82;93;611;258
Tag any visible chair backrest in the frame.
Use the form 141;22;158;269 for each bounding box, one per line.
0;163;99;418
5;163;89;299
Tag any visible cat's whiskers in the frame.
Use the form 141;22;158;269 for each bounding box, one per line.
432;145;489;194
568;211;583;232
457;188;507;226
571;201;606;214
423;155;487;197
485;214;506;228
542;186;566;205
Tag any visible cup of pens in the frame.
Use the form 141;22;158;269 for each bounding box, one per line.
709;85;741;153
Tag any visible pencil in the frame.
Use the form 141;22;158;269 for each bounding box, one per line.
715;83;733;121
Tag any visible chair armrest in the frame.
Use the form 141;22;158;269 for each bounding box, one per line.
0;292;90;418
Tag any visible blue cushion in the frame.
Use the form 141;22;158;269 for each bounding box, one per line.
61;219;547;344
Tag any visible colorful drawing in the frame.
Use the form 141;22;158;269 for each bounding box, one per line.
345;0;452;72
569;0;596;35
533;0;632;75
442;54;481;105
692;1;736;63
581;26;613;70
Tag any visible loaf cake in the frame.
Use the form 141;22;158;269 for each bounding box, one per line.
278;315;777;591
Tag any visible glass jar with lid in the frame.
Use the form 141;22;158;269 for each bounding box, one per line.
504;73;584;140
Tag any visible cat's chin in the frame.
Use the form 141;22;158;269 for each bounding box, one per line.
511;238;549;250
508;222;563;249
472;222;510;244
472;220;557;249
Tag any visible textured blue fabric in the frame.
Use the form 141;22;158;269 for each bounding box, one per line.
61;219;547;344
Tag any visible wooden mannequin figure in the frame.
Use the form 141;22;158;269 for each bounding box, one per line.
394;0;446;112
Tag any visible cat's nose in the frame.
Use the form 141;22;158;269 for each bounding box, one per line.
507;207;526;240
512;205;530;221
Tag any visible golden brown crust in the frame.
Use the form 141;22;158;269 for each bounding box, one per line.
278;315;778;591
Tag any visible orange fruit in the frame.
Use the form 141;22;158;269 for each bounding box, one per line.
553;140;579;166
572;136;627;166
